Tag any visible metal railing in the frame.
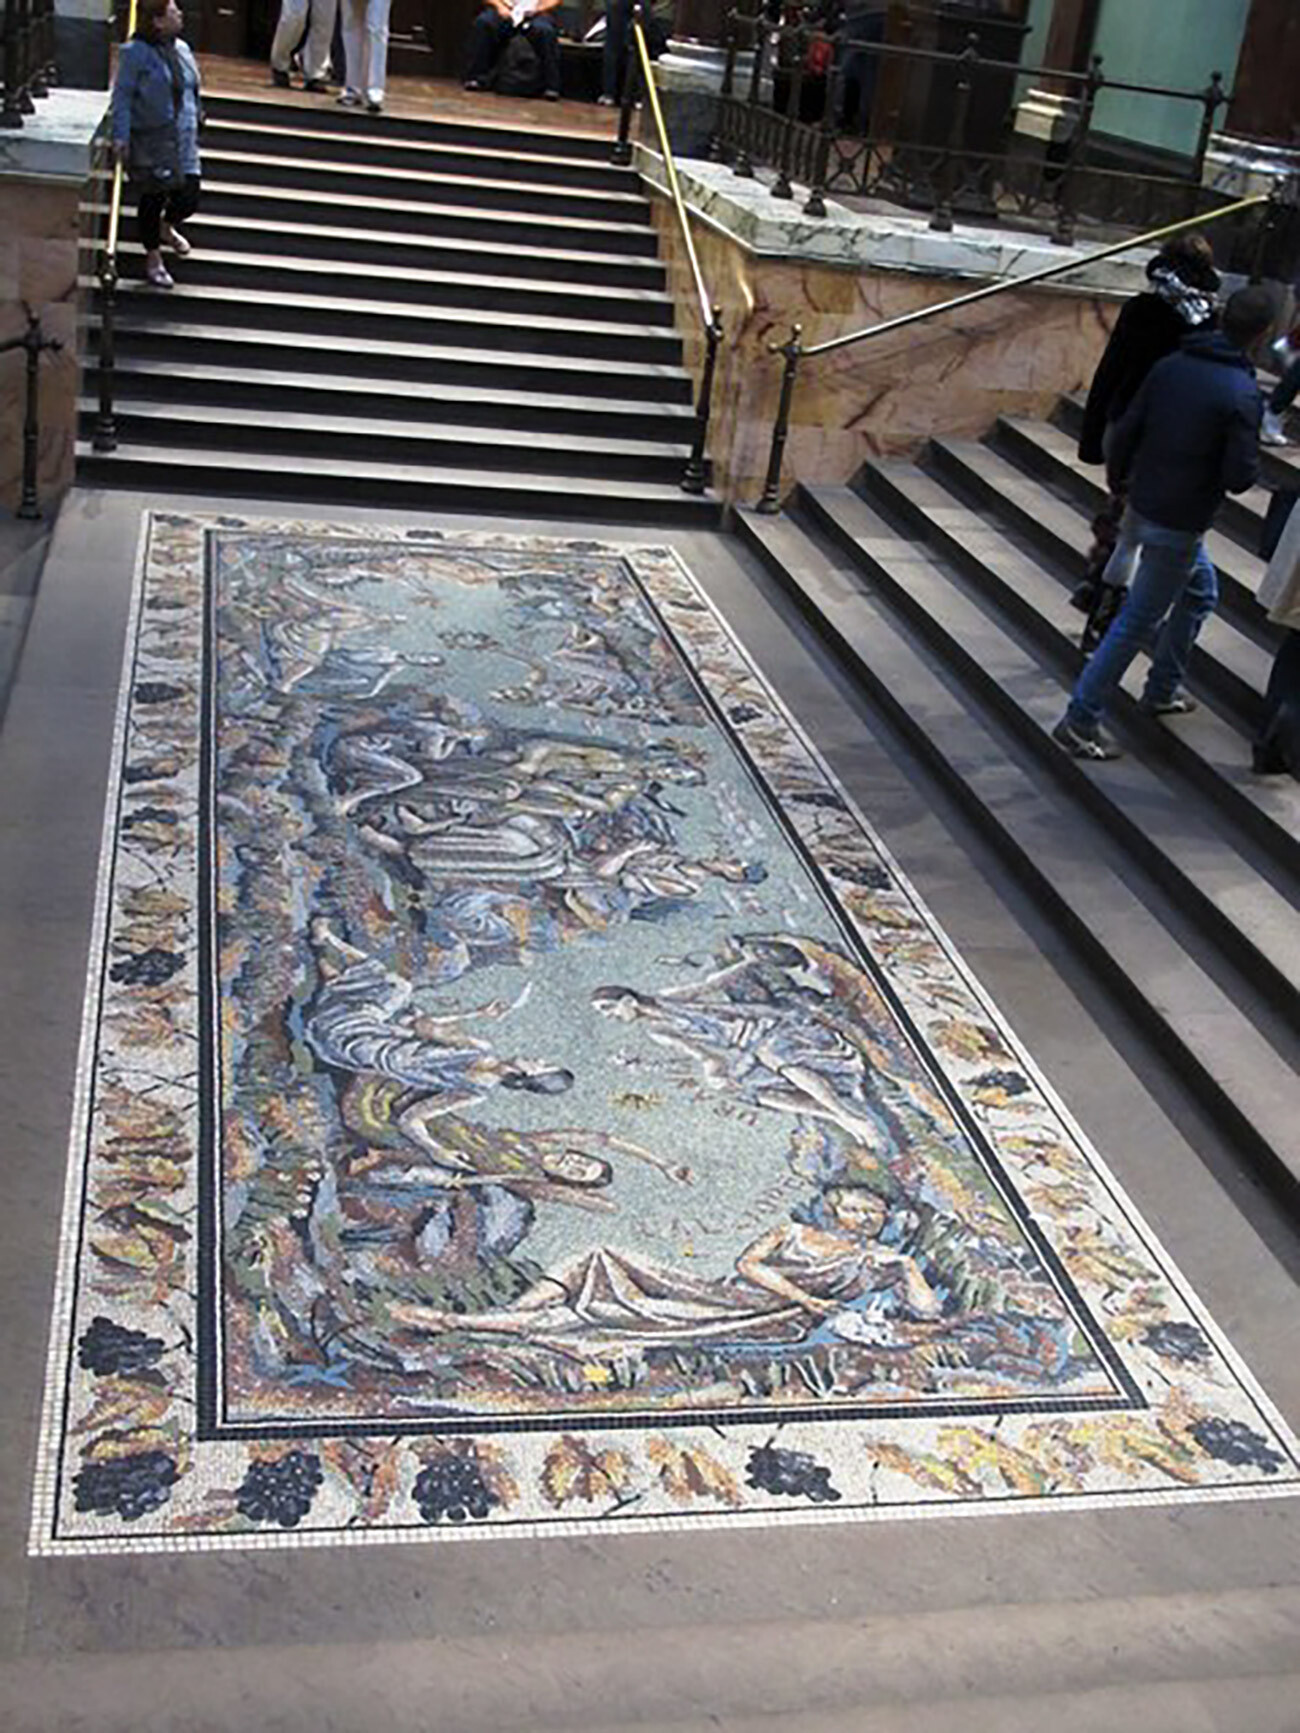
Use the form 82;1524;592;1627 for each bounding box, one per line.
93;0;137;452
755;190;1276;513
713;6;1233;246
613;1;721;495
1;0;56;128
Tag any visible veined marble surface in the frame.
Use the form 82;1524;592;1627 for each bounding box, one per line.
0;88;109;185
647;186;1120;505
635;144;1152;295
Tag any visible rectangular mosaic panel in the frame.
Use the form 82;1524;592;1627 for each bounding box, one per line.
31;515;1300;1552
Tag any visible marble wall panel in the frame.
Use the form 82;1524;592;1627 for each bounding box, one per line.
0;180;86;513
648;192;1122;506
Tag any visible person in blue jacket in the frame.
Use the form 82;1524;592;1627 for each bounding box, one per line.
1053;286;1276;761
111;0;202;290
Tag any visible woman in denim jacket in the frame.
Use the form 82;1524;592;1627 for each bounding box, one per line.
112;0;202;289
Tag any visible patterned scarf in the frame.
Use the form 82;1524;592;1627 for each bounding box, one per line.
1148;263;1216;329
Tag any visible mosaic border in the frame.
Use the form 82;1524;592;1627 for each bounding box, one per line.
29;512;1300;1555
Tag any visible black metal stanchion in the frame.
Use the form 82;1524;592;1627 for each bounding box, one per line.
1;309;64;519
757;324;802;514
93;252;120;453
682;307;723;495
611;2;644;166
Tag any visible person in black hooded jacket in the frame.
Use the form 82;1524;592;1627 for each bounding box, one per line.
1072;234;1221;635
1053;286;1273;761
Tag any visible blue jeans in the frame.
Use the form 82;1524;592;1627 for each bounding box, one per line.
1066;511;1218;731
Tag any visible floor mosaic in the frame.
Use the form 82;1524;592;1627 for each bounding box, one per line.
30;513;1300;1553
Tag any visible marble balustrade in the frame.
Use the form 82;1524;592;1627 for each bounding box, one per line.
641;153;1133;507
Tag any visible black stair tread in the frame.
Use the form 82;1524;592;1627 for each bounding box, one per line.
100;240;676;320
943;435;1273;698
202;92;616;161
201;147;649;218
737;504;1300;1198
83;355;697;425
85;277;682;351
203;116;638;188
874;457;1300;863
89;205;667;283
998;416;1270;600
188;179;658;256
77;439;706;501
78;395;692;459
92;314;691;392
807;475;1300;1012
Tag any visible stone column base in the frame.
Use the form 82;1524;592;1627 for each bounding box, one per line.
1013;87;1081;150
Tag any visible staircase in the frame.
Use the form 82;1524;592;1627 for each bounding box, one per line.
737;399;1300;1210
78;95;715;523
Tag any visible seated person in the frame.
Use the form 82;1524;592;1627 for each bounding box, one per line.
464;0;563;102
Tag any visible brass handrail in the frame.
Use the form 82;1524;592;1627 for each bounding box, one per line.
94;0;139;453
758;191;1274;512
613;2;722;496
632;9;710;331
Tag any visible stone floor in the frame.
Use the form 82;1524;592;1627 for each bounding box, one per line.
197;56;623;138
1;489;1297;1730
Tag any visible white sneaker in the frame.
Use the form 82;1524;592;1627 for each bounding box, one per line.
1261;409;1290;446
1271;335;1298;371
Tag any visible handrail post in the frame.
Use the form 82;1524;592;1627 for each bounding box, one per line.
931;32;976;234
758;324;802;514
611;2;643;167
682;306;723;495
708;9;738;163
772;19;806;201
94;250;120;453
5;308;63;519
1189;71;1226;217
1051;54;1101;247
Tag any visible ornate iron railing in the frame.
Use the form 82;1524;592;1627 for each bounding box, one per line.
1;0;57;127
613;1;722;495
712;6;1233;246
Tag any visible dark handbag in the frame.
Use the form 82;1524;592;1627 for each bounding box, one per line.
129;121;181;193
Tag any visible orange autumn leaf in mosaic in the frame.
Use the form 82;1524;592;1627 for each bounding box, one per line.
646;1438;743;1507
1059;1226;1156;1293
929;1019;1011;1064
934;1428;1055;1496
73;1375;174;1438
870;1442;984;1497
540;1436;634;1507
